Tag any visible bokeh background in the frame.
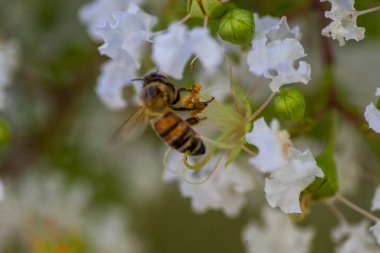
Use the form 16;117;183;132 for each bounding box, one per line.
0;0;380;252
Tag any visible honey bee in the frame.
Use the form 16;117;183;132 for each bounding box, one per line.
114;72;214;156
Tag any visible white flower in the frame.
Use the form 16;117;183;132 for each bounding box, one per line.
242;207;315;253
372;186;380;211
152;24;224;79
364;88;380;133
96;58;137;110
0;179;4;202
0;39;20;110
321;0;365;46
246;118;323;213
370;222;380;246
164;152;254;217
333;221;380;253
79;0;142;40
96;3;157;67
265;148;324;213
247;14;311;92
245;118;291;173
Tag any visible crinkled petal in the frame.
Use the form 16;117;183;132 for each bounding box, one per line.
321;0;365;46
96;58;136;110
152;24;192;79
246;118;291;173
364;103;380;133
247;15;310;92
96;5;156;67
264;148;323;213
242;207;315;253
189;28;224;72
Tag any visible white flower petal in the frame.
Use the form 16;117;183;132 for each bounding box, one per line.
264;148;324;213
96;58;136;110
79;0;142;40
370;222;380;246
164;152;254;217
247;15;310;92
246;118;291;173
364;88;380;133
321;0;365;46
242;207;315;253
96;5;156;67
152;24;192;79
333;220;380;253
189;28;224;71
153;25;223;79
371;186;380;211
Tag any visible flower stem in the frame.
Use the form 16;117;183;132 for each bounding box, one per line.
203;15;209;27
355;5;380;16
241;144;257;157
324;200;349;226
335;192;380;222
247;92;276;122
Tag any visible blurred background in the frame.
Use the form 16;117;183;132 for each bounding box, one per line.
0;0;380;252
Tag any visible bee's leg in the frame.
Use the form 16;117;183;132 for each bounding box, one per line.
185;116;206;126
172;87;191;105
170;106;194;111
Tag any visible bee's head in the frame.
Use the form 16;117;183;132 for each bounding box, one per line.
142;72;169;86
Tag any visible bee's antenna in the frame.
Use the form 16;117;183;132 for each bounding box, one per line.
156;66;160;73
131;78;143;82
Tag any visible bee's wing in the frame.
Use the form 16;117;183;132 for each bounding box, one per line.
112;107;149;143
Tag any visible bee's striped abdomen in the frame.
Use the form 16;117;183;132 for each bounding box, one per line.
153;111;205;156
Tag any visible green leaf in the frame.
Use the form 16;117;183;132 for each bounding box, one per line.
0;118;11;146
219;9;254;44
187;0;204;18
306;147;338;200
273;86;305;122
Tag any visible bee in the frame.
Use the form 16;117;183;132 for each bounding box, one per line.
114;72;214;156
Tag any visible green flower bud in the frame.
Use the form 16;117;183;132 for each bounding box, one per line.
187;0;204;19
376;98;380;110
219;9;254;44
272;86;305;122
187;0;228;19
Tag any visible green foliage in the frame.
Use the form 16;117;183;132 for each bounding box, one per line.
219;9;254;44
273;86;305;122
376;98;380;110
0;118;11;146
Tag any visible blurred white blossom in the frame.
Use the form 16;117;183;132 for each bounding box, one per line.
163;152;254;217
96;58;137;109
0;172;143;252
0;39;20;110
79;0;142;40
333;221;380;253
364;88;380;133
153;24;224;79
372;186;380;211
242;207;315;253
96;3;157;67
246;118;323;213
321;0;365;46
370;222;380;246
247;14;311;92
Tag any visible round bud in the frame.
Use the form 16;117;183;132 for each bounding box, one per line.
273;86;305;122
218;9;254;44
